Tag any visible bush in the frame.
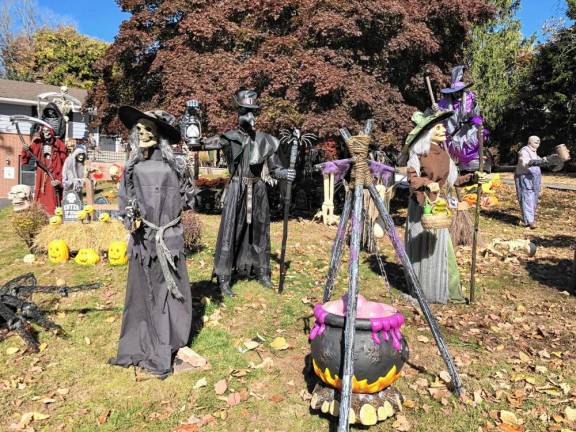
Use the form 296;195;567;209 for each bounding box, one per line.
181;210;202;253
11;204;49;252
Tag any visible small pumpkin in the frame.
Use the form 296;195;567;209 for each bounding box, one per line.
49;215;62;225
54;207;63;216
48;240;69;264
74;248;100;265
76;209;88;222
98;212;111;223
83;205;95;215
108;240;128;265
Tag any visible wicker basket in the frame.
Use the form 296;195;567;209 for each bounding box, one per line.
421;212;452;230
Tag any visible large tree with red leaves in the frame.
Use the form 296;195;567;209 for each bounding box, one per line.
88;0;492;147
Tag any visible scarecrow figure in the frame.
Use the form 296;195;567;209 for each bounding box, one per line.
514;136;562;229
399;111;476;304
192;90;295;296
62;145;87;194
20;103;68;214
438;66;487;172
109;106;195;379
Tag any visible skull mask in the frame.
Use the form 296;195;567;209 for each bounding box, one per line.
8;184;32;212
136;119;159;148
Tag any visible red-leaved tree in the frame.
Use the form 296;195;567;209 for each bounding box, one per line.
88;0;493;147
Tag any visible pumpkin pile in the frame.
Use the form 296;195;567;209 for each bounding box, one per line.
47;238;128;266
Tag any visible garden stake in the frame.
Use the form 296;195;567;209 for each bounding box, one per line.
469;123;485;303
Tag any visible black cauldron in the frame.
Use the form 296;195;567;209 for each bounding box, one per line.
309;301;409;394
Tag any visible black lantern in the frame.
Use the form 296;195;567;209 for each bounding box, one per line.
180;100;203;148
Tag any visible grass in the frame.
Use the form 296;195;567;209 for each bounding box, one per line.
0;181;576;431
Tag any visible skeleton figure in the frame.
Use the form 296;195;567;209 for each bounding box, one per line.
8;185;32;212
109;106;195;379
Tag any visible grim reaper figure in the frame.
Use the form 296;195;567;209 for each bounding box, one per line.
108;106;195;379
190;90;295;296
62;144;87;194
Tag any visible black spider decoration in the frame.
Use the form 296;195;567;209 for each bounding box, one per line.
0;273;100;352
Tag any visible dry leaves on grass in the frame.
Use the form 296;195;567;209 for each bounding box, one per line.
214;379;227;395
270;337;289;350
392;414;411;431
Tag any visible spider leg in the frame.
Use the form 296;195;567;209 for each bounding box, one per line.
0;299;39;352
2;295;61;332
1;273;36;295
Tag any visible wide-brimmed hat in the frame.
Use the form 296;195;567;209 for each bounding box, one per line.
440;65;473;94
233;89;261;110
118;106;181;144
399;110;454;162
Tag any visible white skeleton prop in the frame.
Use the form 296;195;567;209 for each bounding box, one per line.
136;119;159;151
8;185;32;212
37;86;82;149
316;172;338;225
482;238;537;259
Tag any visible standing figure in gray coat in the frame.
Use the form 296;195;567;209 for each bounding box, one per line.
109;106;195;379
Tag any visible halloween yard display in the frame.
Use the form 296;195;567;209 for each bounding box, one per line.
108;106;195;379
311;120;462;431
0;273;99;352
8;185;32;212
188;90;296;297
399;111;475;304
11;104;69;214
62;145;88;194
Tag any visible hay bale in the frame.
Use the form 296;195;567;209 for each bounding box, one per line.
34;220;128;253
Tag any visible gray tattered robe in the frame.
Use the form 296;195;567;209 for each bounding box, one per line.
109;148;194;378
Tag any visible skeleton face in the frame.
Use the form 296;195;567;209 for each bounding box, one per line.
41;127;52;141
8;184;32;212
136;119;158;148
76;153;86;163
528;136;540;149
430;123;447;145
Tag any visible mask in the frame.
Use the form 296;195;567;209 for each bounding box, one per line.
430;123;447;145
8;184;32;212
136;119;159;148
528;136;540;150
238;111;256;131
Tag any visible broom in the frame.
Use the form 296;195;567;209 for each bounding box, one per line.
424;73;475;246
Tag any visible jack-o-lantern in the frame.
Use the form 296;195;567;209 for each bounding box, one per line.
48;240;69;264
74;248;100;265
108;240;128;265
49;215;62;225
99;212;111;223
54;207;64;216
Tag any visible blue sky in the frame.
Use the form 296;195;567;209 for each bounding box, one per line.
34;0;574;43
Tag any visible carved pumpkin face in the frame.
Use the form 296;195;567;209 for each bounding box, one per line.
49;215;62;225
98;212;111;223
74;249;100;265
108;240;128;265
83;205;95;215
48;240;69;264
54;207;63;216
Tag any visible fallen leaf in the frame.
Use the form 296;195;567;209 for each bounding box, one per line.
84;337;91;345
19;412;34;427
500;410;520;426
439;371;452;384
417;335;429;343
6;347;19;355
38;343;48;352
227;392;241;406
32;412;49;421
392;414;411;431
193;378;207;389
565;407;576;422
56;388;69;395
243;340;260;351
105;316;117;323
518;352;531;363
270;337;289;350
175;425;199;432
251;357;273;369
214;379;227;395
177;347;208;368
269;394;284;403
97;409;110;425
499;424;524;432
42;398;56;404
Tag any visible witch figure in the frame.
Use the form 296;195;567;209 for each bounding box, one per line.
109;106;195;378
438;65;487;172
192;90;295;296
399;111;475;304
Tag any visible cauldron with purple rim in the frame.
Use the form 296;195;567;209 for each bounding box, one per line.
309;295;408;394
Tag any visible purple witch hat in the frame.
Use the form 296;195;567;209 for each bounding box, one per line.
440;65;473;94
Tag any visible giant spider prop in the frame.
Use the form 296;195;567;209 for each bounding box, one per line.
0;273;99;352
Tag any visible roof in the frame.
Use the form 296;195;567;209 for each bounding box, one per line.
0;78;87;105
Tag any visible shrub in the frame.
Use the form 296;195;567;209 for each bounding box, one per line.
181;210;202;253
11;204;49;252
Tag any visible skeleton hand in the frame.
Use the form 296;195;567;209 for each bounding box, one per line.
125;205;135;220
276;168;296;182
426;182;440;193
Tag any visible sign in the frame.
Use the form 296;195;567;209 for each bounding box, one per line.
4;167;15;179
94;196;120;220
62;191;83;222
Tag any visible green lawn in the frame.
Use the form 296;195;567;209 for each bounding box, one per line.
0;183;575;432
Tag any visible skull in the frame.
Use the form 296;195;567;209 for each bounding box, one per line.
8;184;32;212
430;122;447;145
136;119;158;148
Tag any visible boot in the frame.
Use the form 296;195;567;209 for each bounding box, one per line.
257;269;272;289
218;276;234;297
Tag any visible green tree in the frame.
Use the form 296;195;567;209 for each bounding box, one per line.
465;0;532;135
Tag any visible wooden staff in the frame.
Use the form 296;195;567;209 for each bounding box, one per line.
469;124;485;303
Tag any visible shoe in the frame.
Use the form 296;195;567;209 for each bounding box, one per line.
258;274;273;289
218;277;235;297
